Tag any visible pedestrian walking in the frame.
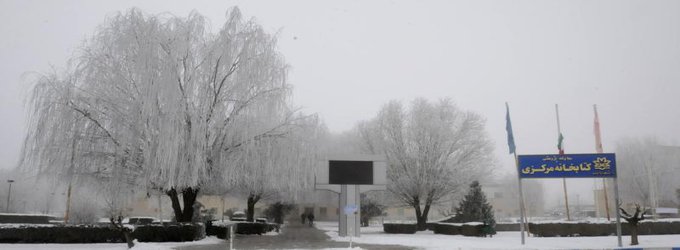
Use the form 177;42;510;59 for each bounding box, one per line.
307;212;315;227
300;213;306;224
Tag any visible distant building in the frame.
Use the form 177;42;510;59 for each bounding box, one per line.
482;178;544;222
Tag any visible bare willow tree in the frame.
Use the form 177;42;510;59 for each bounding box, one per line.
21;8;303;222
356;98;494;230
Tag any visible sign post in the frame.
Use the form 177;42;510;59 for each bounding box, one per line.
344;205;359;248
517;153;621;247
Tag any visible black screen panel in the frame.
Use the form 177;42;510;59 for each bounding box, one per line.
329;160;373;185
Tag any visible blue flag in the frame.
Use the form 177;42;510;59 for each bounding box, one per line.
506;103;516;154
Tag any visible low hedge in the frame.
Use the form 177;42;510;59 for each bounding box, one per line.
432;222;494;237
206;221;232;239
0;223;205;243
383;223;418;234
495;223;520;231
0;213;52;224
528;220;680;237
433;223;460;235
206;221;278;238
133;223;205;242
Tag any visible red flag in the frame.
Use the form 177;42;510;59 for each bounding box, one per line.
594;105;603;153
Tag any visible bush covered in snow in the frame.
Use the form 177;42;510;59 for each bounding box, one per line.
206;221;278;238
0;223;205;243
0;213;52;224
383;223;418;234
432;222;493;237
528;220;680;237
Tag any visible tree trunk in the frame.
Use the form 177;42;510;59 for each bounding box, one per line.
167;188;183;222
181;187;199;222
122;230;134;248
166;187;200;222
413;197;430;231
247;194;261;222
413;204;432;230
630;225;639;245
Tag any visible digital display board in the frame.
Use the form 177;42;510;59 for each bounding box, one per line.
329;160;374;185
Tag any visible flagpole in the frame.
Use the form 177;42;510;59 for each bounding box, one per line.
593;104;611;221
506;103;527;244
555;104;571;221
514;151;528;244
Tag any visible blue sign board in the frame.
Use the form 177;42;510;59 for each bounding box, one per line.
518;153;616;178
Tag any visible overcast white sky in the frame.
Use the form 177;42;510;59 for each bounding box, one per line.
1;0;679;204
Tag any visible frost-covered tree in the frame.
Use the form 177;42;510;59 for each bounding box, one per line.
616;137;680;217
20;8;304;222
355;98;494;230
452;181;495;225
228;109;321;221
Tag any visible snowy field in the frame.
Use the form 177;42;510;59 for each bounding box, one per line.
2;222;679;249
0;237;223;250
318;221;680;250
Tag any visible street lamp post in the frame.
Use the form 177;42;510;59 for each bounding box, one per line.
6;180;14;212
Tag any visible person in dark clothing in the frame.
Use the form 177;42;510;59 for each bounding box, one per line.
300;213;306;224
307;212;315;226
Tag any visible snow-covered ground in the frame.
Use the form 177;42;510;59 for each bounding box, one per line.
2;222;679;249
0;236;223;250
318;221;680;250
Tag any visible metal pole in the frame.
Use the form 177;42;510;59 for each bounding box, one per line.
562;178;571;220
6;180;14;212
229;224;234;250
514;153;526;244
555;104;571;221
603;178;611;221
613;177;622;247
158;191;163;223
64;182;72;223
593;105;611;221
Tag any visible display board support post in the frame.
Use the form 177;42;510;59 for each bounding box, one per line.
339;184;360;237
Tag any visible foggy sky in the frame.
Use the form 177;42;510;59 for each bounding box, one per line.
1;0;679;206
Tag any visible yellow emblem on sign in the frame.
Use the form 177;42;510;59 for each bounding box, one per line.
593;157;611;170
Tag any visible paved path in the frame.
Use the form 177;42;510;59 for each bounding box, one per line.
176;223;413;250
